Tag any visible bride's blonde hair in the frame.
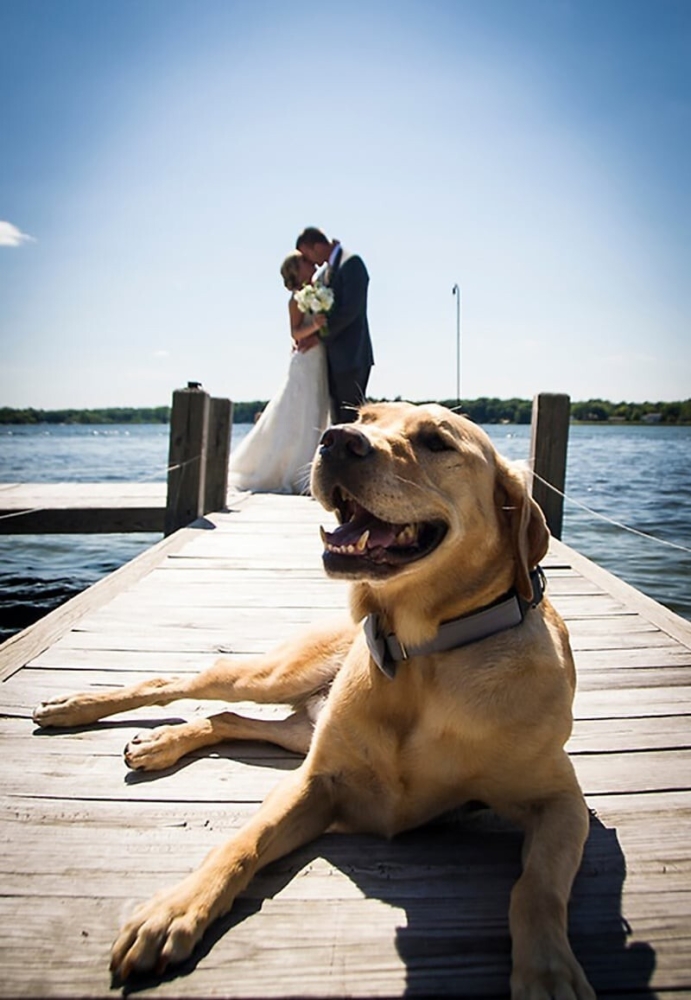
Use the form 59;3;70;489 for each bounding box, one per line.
280;251;303;292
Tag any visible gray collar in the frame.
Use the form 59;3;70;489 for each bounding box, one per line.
364;567;546;679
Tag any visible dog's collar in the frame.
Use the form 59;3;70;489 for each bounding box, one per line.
364;567;546;679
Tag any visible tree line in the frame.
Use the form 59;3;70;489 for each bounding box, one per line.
1;397;689;426
433;397;691;424
0;406;171;425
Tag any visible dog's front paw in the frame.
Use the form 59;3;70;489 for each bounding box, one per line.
33;694;100;729
511;946;595;1000
110;886;208;981
125;726;185;771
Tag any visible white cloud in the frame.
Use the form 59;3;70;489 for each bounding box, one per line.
0;221;36;247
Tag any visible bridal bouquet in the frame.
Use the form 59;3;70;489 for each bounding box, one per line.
294;282;334;317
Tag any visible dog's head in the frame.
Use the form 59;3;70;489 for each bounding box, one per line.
311;401;548;641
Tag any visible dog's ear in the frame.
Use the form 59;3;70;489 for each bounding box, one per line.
495;459;549;601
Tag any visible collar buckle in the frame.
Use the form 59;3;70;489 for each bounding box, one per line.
363;614;397;678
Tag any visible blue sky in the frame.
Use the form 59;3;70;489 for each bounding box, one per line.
1;0;689;409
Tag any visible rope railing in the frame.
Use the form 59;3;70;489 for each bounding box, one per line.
531;468;691;556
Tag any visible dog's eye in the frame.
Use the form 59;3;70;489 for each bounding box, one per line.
419;431;454;453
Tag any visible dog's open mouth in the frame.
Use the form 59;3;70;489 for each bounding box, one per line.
320;488;446;574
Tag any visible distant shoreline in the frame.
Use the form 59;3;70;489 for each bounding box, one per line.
1;397;689;426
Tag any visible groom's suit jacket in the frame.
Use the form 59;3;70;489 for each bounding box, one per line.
323;246;374;374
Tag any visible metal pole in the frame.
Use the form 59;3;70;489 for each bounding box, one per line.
452;284;461;405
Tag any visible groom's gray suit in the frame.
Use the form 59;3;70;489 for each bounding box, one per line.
322;245;374;423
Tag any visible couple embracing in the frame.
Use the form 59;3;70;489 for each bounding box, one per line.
228;227;374;494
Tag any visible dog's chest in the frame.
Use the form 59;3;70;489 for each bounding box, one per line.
323;670;503;835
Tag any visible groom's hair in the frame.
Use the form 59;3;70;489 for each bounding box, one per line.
296;226;329;249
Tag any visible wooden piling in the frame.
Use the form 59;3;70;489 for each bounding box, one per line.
204;397;233;515
165;384;210;536
529;392;570;539
164;383;233;535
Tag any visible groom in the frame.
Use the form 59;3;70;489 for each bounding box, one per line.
296;227;374;424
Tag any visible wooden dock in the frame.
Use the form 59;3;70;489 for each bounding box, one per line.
0;481;166;533
0;383;231;537
1;491;690;998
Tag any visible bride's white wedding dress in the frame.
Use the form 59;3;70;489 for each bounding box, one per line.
228;341;330;494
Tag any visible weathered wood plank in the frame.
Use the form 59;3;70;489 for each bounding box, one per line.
22;640;690;673
0;506;165;533
0;482;166;506
569;716;691;754
0;524;202;681
0;482;168;533
1;754;299;803
575;666;691;691
67;589;632;623
29;623;675;659
552;538;691;650
84;580;349;611
574;685;691;718
574;645;689;668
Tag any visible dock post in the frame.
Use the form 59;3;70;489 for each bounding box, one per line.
165;383;210;535
529;392;570;540
204;397;233;514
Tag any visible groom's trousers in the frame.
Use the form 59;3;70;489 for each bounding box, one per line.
328;365;371;424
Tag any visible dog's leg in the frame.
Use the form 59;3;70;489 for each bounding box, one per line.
124;707;315;771
110;764;335;980
33;674;208;729
508;784;594;1000
33;619;355;729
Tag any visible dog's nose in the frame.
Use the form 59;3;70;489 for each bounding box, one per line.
319;425;373;459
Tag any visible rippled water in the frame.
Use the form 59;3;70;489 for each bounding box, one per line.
0;421;689;642
490;423;690;623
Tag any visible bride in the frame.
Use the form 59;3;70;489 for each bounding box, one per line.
228;251;330;494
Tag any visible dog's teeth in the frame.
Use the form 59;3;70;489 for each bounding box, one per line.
355;529;370;553
396;525;416;546
320;526;328;545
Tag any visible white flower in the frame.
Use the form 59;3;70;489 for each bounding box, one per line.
313;286;334;311
295;283;334;315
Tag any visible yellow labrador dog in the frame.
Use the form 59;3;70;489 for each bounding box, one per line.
33;402;594;999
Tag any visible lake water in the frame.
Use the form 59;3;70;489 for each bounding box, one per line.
0;421;689;642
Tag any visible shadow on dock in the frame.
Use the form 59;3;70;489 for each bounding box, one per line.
117;804;656;997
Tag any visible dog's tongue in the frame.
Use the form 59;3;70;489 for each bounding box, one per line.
325;512;397;550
